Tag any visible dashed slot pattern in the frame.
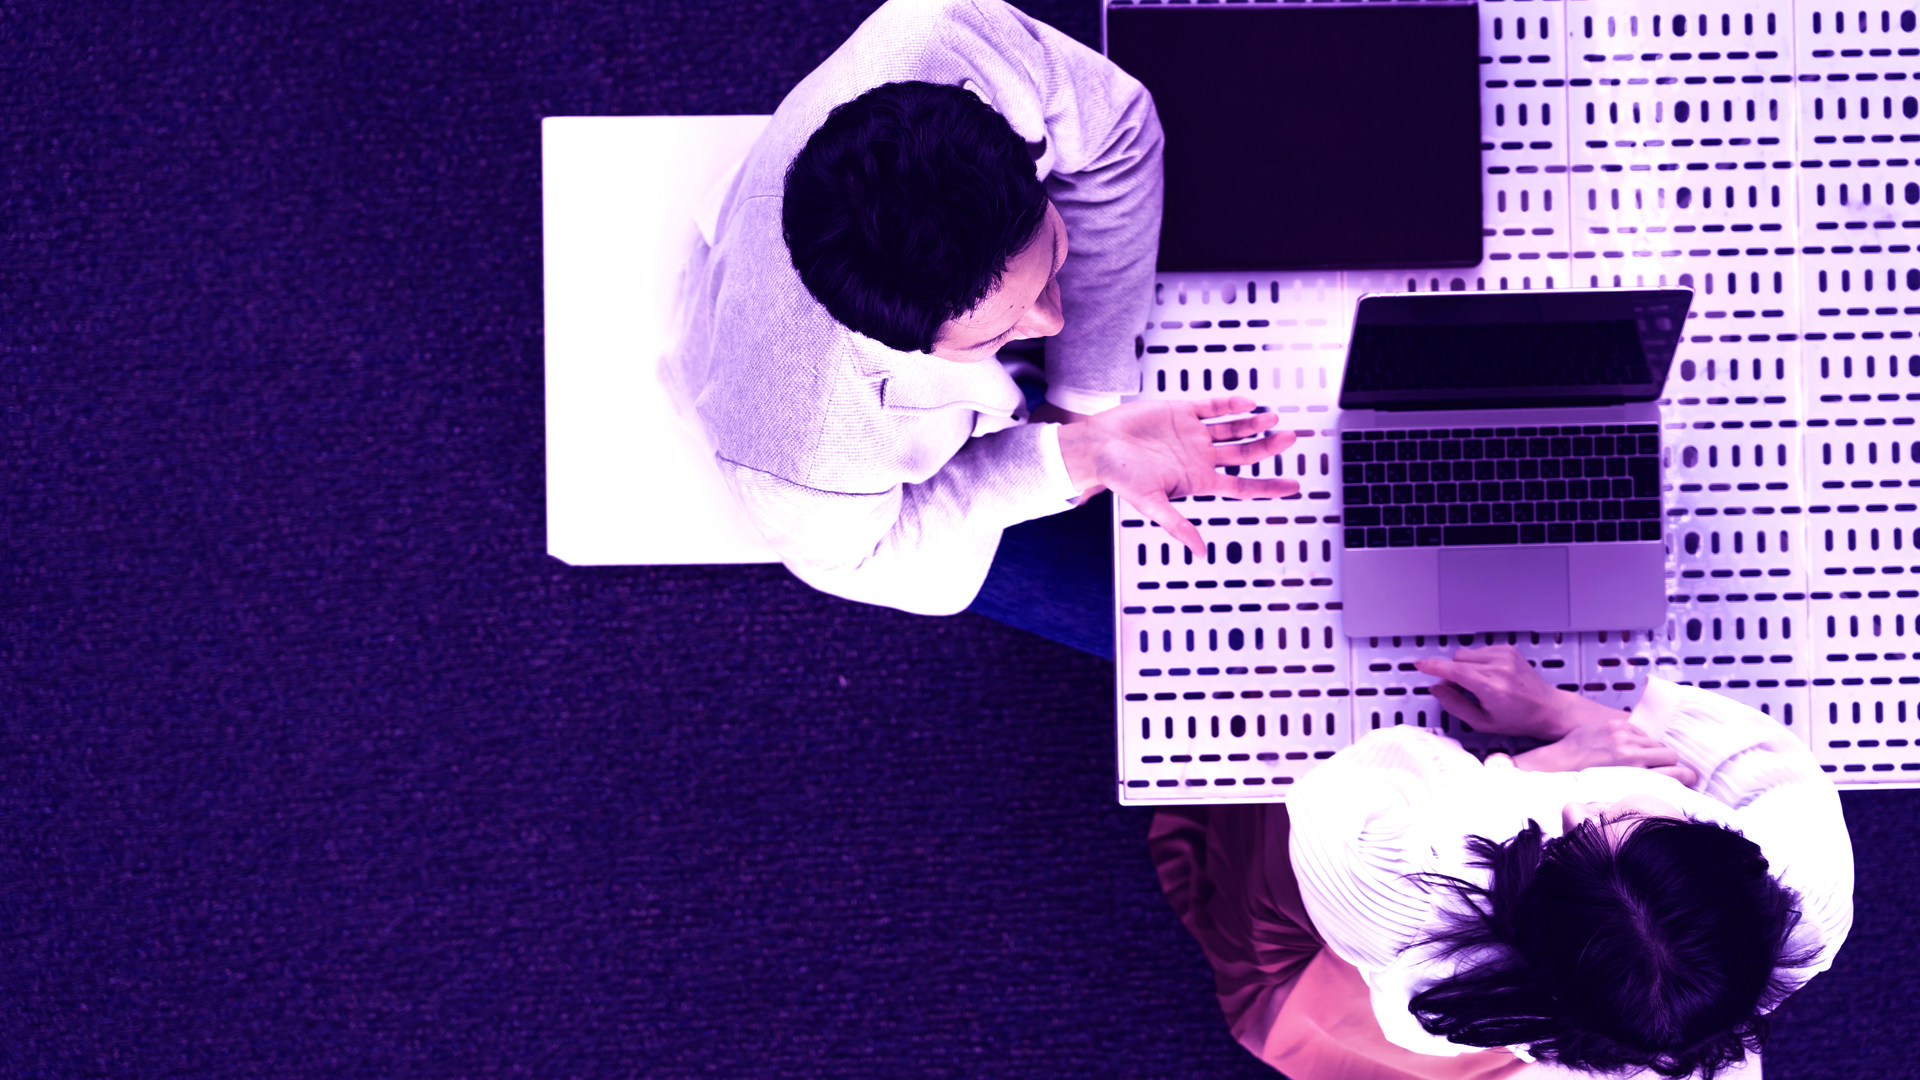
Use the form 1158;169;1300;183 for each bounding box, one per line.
1803;340;1920;427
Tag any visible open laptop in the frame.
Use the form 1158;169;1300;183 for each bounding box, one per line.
1335;288;1693;638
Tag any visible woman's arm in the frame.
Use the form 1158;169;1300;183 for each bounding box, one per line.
1415;646;1697;783
1414;645;1621;739
1508;718;1698;785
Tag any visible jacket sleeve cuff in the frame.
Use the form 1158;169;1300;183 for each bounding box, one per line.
1036;422;1086;503
1045;386;1124;415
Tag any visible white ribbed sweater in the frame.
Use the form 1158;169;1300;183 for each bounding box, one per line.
1287;677;1854;1064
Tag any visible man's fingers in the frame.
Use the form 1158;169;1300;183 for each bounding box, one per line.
1204;413;1280;443
1127;494;1206;557
1207;427;1286;454
1205;476;1300;501
1212;433;1292;465
1165;518;1206;558
1192;396;1260;420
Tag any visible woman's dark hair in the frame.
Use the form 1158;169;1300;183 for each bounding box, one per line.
1403;816;1818;1079
782;80;1050;353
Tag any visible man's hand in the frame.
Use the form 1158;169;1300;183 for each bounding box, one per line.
1511;718;1699;786
1054;396;1298;556
1414;644;1622;740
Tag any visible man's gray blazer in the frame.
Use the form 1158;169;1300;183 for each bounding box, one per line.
669;0;1163;615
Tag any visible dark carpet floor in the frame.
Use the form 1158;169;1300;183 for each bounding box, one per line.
4;1;1915;1076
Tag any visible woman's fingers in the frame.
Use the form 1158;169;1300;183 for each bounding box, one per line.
1625;742;1682;772
1451;644;1532;675
1429;682;1490;727
1652;764;1700;787
1419;659;1502;716
1413;656;1466;683
1627;729;1667;752
1453;645;1534;686
1433;649;1506;681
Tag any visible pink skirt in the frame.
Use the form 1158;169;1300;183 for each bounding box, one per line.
1149;805;1534;1080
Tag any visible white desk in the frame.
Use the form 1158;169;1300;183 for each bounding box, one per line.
1105;0;1920;804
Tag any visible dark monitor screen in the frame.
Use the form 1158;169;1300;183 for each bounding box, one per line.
1105;3;1482;273
1339;290;1695;410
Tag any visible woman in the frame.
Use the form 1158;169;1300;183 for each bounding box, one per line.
1150;646;1852;1080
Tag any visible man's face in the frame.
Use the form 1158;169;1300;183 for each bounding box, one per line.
929;201;1068;363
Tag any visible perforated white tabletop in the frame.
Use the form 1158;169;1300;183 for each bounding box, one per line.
1110;0;1920;803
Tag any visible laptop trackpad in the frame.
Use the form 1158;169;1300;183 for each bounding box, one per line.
1438;547;1569;631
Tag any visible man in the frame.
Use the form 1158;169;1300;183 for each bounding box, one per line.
670;0;1294;628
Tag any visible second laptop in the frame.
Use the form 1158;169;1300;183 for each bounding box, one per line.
1334;288;1693;638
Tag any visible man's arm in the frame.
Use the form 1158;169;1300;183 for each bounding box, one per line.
724;399;1297;615
719;421;1079;616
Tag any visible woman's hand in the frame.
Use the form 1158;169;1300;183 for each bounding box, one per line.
1512;718;1699;787
1055;396;1298;557
1430;646;1699;786
1414;644;1617;740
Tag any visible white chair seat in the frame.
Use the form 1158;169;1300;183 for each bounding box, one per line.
541;115;778;565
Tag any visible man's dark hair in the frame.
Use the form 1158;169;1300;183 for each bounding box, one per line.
1403;816;1818;1080
782;80;1049;353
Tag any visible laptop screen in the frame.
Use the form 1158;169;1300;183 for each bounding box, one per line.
1339;289;1694;410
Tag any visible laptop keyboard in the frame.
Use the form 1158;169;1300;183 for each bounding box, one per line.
1340;423;1661;548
